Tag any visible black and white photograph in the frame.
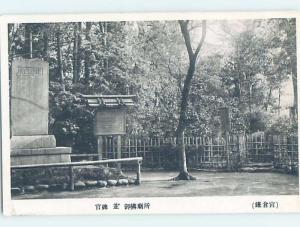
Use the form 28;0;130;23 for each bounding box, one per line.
1;12;300;215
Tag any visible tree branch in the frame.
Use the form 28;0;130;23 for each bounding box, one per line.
179;20;193;61
194;20;207;58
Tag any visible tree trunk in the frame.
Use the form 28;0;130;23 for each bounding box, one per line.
174;60;197;180
264;87;272;111
173;20;206;180
73;28;78;83
291;60;297;116
77;23;82;80
24;23;33;59
84;22;92;82
43;28;49;61
56;29;64;90
73;22;81;83
278;87;281;116
178;133;187;172
235;42;242;100
100;22;109;78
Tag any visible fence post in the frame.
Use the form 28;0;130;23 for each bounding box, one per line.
225;132;230;169
219;107;231;169
278;135;282;167
136;160;142;185
135;137;138;157
117;135;122;169
273;135;278;167
143;138;146;158
269;135;274;165
97;136;103;160
128;137;131;158
158;137;161;167
236;134;240;166
69;166;74;191
195;137;199;166
291;135;294;170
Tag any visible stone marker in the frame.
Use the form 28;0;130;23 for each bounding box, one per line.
10;59;71;165
74;181;86;189
97;180;108;188
117;178;129;186
35;184;49;191
128;178;135;185
11;59;49;135
24;185;35;193
85;180;98;187
107;179;118;186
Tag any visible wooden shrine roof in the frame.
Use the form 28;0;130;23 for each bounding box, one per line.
81;94;135;108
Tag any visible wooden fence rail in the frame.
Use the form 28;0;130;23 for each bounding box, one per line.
11;157;143;190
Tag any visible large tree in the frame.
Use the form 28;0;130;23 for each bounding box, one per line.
174;20;207;180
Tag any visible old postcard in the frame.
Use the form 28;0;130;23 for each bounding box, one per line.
1;11;300;215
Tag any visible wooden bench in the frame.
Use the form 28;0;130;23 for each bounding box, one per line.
11;157;143;191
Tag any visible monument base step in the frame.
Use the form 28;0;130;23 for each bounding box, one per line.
11;147;71;166
11;135;56;149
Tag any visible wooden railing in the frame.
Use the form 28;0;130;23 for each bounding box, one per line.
11;157;143;191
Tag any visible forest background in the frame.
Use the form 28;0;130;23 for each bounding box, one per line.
8;18;297;154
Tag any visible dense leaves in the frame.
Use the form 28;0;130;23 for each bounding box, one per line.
8;19;297;154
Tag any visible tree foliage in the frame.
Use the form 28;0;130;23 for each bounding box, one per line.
8;18;297;154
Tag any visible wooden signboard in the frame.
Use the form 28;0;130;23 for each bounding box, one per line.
94;107;126;135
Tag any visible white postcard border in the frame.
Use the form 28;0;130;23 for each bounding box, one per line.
1;11;300;215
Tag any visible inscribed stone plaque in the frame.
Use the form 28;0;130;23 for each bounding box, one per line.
11;59;49;136
94;108;126;135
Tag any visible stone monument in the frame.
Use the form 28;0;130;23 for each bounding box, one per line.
10;59;71;165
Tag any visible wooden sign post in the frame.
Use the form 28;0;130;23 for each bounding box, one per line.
94;108;126;136
94;107;126;167
82;95;135;169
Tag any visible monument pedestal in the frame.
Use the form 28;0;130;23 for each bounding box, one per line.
11;135;71;165
11;147;71;166
11;135;56;149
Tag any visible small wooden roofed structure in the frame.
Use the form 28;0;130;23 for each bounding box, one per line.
81;94;135;108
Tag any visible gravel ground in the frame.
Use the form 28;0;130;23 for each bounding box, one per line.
13;171;299;199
